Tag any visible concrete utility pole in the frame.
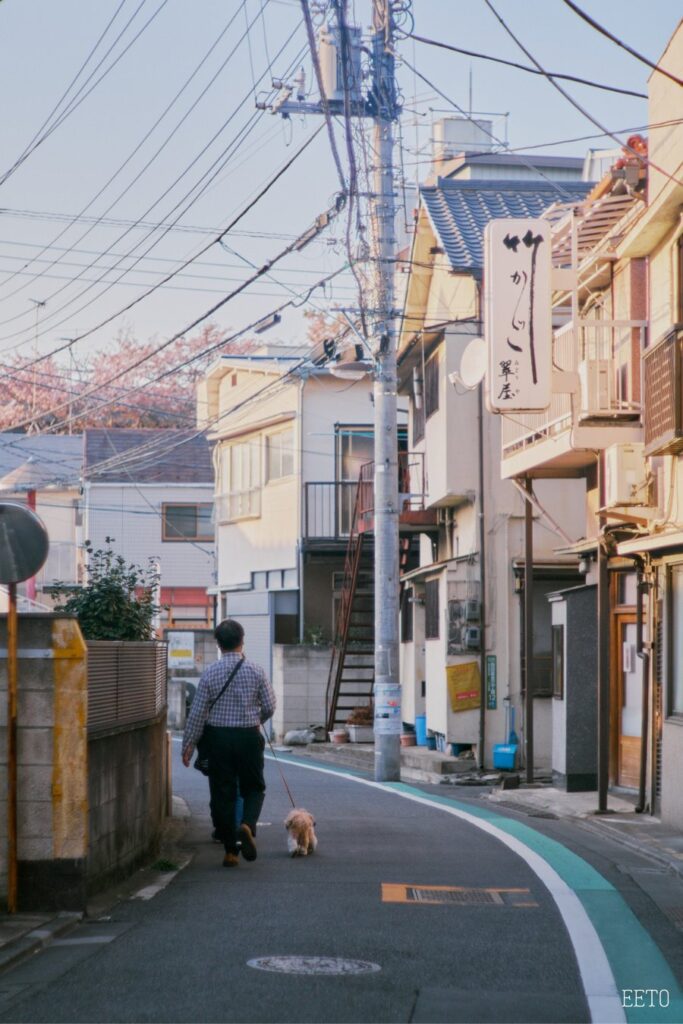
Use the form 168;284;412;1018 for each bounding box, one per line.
369;0;401;782
263;0;402;779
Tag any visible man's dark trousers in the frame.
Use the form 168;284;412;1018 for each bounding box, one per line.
206;725;266;854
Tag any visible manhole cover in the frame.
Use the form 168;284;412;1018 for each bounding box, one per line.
247;956;381;976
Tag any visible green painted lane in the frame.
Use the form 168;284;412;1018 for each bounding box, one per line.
391;783;683;1024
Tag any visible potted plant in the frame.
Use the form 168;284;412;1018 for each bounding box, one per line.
345;703;374;742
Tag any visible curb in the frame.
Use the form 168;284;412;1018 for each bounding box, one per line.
0;913;82;976
577;817;683;881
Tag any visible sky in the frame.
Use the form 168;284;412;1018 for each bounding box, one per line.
0;0;679;382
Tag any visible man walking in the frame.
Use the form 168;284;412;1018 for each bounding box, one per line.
182;619;276;867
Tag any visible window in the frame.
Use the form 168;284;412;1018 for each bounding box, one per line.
669;564;683;715
552;625;564;700
220;439;261;521
162;503;213;542
401;588;414;643
425;579;440;639
425;353;440;419
266;429;294;482
337;426;374;480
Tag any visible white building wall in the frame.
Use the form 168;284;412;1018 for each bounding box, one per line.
85;483;215;588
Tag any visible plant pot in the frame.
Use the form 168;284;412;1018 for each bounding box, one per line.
400;733;416;747
329;730;349;744
347;724;374;743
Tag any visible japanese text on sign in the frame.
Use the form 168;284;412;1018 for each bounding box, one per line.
484;218;552;412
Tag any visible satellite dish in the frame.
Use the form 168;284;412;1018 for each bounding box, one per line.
0;503;49;584
459;337;487;389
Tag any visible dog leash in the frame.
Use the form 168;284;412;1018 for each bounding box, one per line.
262;727;297;809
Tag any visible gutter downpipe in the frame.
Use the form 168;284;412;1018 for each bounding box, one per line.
298;375;306;643
477;380;487;769
524;476;534;783
622;553;652;815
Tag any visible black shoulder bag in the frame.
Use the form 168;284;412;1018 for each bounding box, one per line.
193;656;245;776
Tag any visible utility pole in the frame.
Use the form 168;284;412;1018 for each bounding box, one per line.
261;0;402;780
369;0;400;782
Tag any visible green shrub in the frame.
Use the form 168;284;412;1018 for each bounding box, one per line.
55;539;161;641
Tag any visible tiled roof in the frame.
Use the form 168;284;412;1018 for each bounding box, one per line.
0;433;83;490
420;178;593;274
83;429;214;484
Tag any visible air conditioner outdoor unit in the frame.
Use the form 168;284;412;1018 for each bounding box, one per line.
604;443;647;507
578;359;612;417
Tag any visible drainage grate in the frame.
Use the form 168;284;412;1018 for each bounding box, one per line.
407;887;503;905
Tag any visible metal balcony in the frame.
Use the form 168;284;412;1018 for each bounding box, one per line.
304;453;436;540
501;319;646;479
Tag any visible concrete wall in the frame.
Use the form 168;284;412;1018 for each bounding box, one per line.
0;615;88;911
88;714;167;894
271;644;330;740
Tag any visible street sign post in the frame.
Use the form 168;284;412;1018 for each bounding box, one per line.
0;502;49;913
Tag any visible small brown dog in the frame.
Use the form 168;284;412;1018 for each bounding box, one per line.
284;808;317;857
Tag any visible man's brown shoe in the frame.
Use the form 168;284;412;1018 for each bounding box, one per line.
238;823;257;861
223;852;239;867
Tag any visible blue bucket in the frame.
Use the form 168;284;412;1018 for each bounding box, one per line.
414;714;427;746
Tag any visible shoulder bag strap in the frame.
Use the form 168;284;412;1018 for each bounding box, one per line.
208;655;245;711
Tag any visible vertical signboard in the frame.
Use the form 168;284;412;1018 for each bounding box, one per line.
167;631;196;670
486;655;497;710
485;218;552;412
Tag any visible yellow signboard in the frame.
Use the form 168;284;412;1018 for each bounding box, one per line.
446;662;481;713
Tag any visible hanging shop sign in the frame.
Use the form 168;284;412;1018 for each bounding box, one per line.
486;655;497;710
485;218;552;412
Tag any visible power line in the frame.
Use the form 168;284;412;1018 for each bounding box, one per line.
482;0;683;190
400;56;577;202
0;123;325;380
560;0;683;89
2;230;348;435
0;9;293;339
407;32;648;99
0;0;259;303
2;0;129;182
0;0;172;187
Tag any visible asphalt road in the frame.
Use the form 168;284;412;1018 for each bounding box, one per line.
0;741;681;1024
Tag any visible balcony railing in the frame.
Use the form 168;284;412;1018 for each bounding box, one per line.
304;481;358;539
502;319;645;458
304;453;428;539
643;325;683;455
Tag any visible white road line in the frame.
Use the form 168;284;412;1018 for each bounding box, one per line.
265;755;625;1024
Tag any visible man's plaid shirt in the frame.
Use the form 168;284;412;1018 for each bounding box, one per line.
182;651;277;751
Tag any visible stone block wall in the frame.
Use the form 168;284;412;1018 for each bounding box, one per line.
0;615;88;911
272;645;331;740
88;715;167;893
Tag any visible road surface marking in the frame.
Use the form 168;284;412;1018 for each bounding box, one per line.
381;883;537;907
266;753;683;1023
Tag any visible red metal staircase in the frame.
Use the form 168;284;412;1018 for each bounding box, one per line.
325;454;437;733
325;473;374;732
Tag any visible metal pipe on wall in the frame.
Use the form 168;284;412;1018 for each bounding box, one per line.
477;382;487;769
524;477;534;783
7;582;18;913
